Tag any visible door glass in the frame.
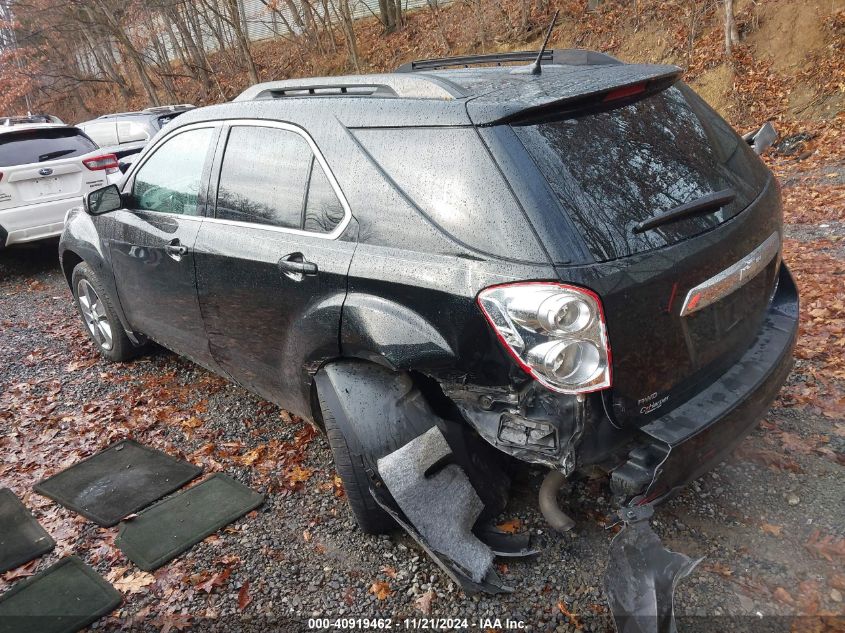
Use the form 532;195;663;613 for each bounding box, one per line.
132;127;213;216
303;160;345;233
215;126;311;229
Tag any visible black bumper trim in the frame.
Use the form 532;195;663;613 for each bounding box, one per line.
611;263;799;502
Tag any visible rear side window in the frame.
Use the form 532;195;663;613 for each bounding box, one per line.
303;162;345;233
216;126;311;229
0;128;97;167
117;120;149;144
513;84;767;261
353;127;545;261
132;127;214;216
80;121;118;147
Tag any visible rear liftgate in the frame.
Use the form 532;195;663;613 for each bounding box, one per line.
317;362;700;629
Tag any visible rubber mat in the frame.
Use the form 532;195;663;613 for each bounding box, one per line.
34;439;201;527
0;489;55;574
116;473;264;571
0;556;121;633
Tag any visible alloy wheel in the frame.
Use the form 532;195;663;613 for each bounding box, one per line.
77;278;114;351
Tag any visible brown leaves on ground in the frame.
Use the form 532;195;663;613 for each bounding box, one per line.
761;523;784;537
370;580;392;600
557;601;582;629
191;567;232;594
111;570;156;595
805;531;845;564
415;589;435;615
237;580;252;611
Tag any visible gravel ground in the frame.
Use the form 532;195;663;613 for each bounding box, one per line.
1;239;843;633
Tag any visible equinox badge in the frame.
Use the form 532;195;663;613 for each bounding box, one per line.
39;167;54;176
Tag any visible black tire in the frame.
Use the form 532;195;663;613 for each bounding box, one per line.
71;262;142;362
319;391;396;535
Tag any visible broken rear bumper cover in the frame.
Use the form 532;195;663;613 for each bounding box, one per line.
447;264;799;501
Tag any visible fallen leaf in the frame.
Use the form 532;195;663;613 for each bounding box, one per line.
557;601;582;629
113;571;155;594
761;523;783;537
196;567;232;593
496;518;522;534
805;530;845;563
415;589;435;615
370;580;392;600
773;587;794;604
380;566;397;579
238;580;252;611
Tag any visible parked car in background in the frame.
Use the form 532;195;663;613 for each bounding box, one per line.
1;114;64;126
0;123;119;248
59;50;796;590
78;105;195;175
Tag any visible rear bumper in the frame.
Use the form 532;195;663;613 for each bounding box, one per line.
0;197;80;246
610;263;799;502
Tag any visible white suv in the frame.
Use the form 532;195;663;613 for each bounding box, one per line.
0;123;119;248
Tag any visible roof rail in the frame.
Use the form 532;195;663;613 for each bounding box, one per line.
142;104;195;114
396;49;621;72
235;74;462;102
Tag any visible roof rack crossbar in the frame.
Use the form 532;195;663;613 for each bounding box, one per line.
396;49;621;72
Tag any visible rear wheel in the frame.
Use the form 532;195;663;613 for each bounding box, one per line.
319;391;396;535
72;262;140;362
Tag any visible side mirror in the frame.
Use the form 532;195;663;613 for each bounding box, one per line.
84;184;123;216
742;121;778;155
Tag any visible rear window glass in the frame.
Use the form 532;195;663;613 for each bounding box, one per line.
354;127;545;261
513;84;767;261
0;128;97;167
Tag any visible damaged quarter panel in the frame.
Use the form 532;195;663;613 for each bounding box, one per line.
341;124;593;468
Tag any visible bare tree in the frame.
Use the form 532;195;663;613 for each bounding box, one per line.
331;0;361;72
724;0;739;54
377;0;403;33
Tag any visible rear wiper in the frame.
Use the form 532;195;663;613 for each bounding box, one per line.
38;149;75;162
633;188;736;233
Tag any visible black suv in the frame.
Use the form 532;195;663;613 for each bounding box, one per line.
59;49;797;588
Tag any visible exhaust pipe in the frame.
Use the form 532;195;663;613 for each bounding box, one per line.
539;469;575;532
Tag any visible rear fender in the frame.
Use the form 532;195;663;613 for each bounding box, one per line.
313;360;510;515
340;293;456;370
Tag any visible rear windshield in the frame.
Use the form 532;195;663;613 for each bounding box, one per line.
513;84;768;261
0;128;97;167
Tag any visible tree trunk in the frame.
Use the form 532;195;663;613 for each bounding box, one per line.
332;0;361;72
724;0;740;54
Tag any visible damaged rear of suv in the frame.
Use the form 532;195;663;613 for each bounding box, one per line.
308;51;797;588
62;48;797;602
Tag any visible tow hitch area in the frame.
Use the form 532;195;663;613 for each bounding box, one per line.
604;505;702;633
373;426;539;594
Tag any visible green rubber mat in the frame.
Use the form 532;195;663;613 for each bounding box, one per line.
0;489;54;574
116;473;264;571
0;556;121;633
34;440;201;527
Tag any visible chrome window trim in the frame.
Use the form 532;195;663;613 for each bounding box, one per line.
206;119;352;241
679;231;780;317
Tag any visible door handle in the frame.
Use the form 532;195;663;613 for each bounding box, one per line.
165;239;188;261
277;252;318;280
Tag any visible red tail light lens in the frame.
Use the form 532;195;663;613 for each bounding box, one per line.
83;154;119;174
477;282;612;394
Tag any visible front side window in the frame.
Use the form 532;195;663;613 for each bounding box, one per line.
216;126;311;229
132;127;213;216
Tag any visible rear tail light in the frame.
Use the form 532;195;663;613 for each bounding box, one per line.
477;282;611;394
83;154;119;174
